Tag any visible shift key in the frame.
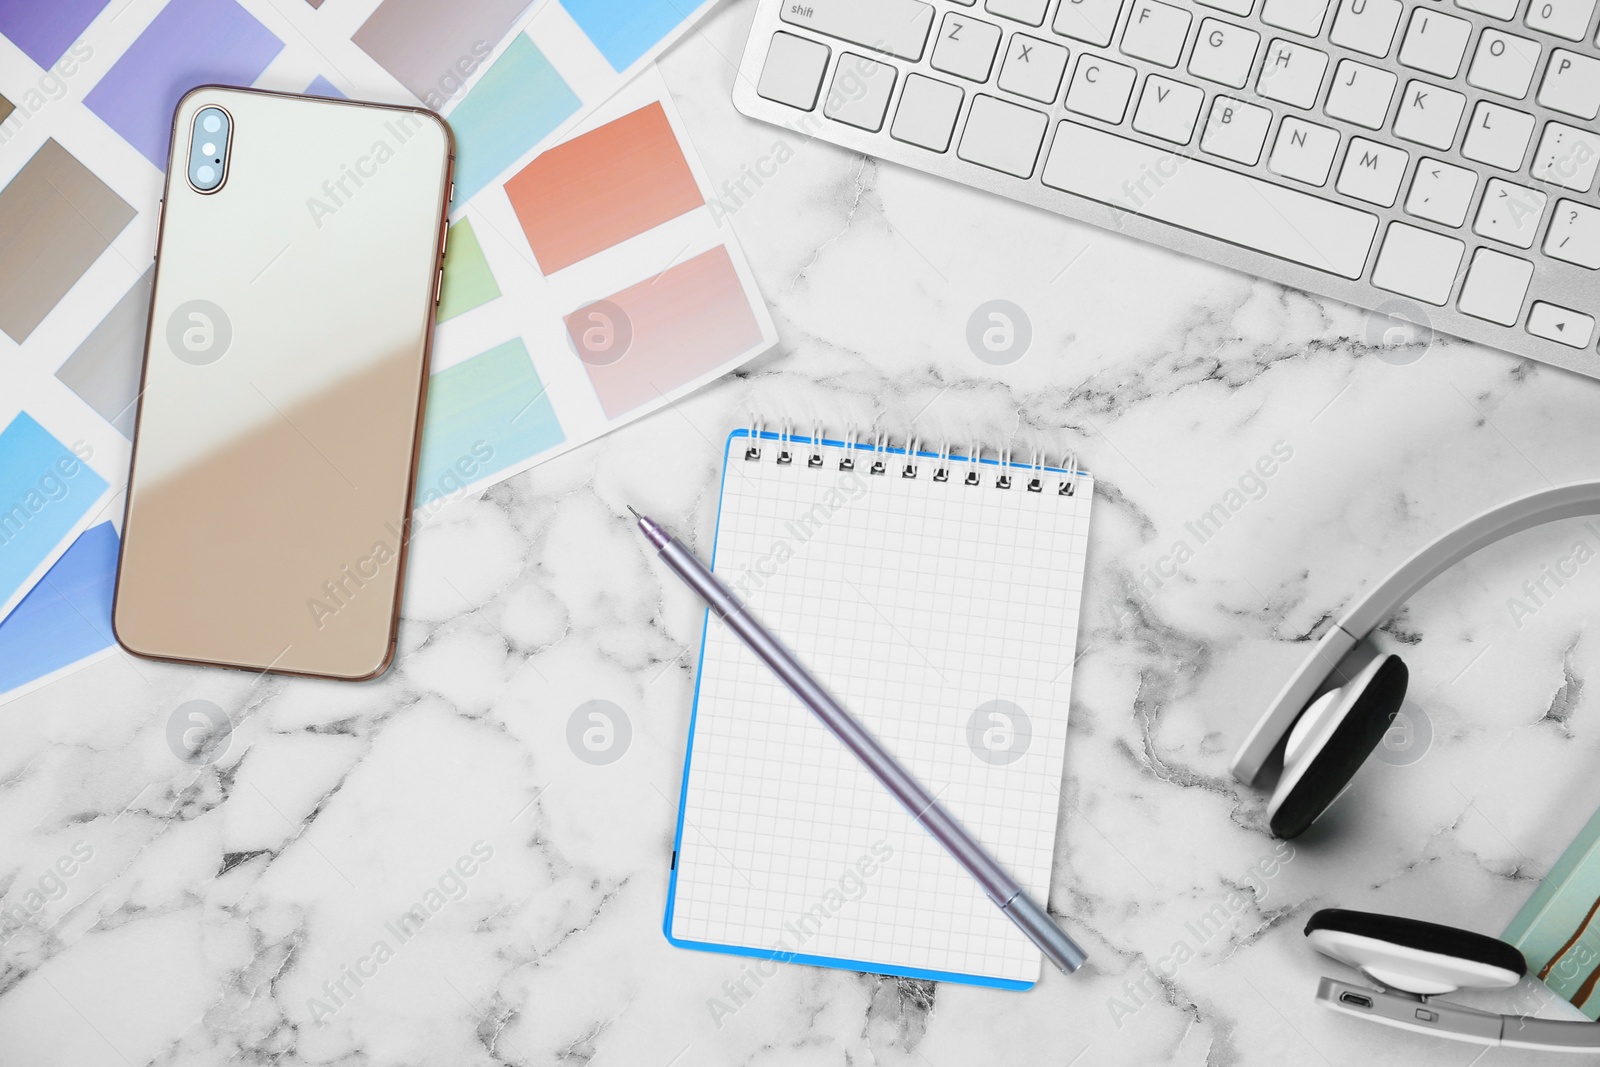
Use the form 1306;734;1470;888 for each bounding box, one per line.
779;0;936;61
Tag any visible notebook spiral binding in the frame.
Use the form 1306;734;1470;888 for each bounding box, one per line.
740;419;1087;497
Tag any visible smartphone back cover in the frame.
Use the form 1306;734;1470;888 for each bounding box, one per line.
115;87;451;680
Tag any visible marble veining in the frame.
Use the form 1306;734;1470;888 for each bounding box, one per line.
5;2;1600;1064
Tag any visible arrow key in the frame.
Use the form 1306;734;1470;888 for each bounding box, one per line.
1528;301;1595;349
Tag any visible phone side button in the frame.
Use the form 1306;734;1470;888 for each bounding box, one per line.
153;198;163;258
433;264;443;306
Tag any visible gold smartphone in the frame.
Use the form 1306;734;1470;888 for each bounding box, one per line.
115;87;453;680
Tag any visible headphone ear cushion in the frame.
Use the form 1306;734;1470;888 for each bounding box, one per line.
1269;654;1408;838
1305;909;1526;994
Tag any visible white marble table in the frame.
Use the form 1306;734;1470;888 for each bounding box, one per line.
6;4;1600;1064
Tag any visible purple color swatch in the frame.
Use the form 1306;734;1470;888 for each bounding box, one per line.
0;0;110;69
306;75;344;99
83;0;283;167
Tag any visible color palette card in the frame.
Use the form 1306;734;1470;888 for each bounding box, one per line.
416;68;776;519
441;0;723;203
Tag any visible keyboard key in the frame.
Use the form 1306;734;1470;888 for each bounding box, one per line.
1539;51;1600;119
758;33;831;109
1524;0;1597;40
1405;158;1478;225
1457;247;1532;324
1461;101;1535;170
892;74;965;150
1270;116;1341;183
1337;137;1409;205
1397;9;1472;77
1530;122;1600;191
1467;30;1540;98
1474;177;1547;247
958;94;1049;176
1456;0;1518;16
933;12;1004;80
1041;121;1379;277
1201;95;1274;162
1065;55;1138;120
1325;60;1397;127
1261;0;1330;35
1189;19;1261;87
999;33;1071;101
780;0;936;61
1054;0;1125;46
758;33;832;112
1393;80;1466;148
825;54;898;131
1371;222;1464;304
1121;0;1194;66
1528;302;1596;347
1258;39;1329;107
1133;75;1205;141
1545;199;1600;268
1329;0;1403;57
1197;0;1256;16
987;0;1051;24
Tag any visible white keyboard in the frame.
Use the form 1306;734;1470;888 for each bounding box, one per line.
734;0;1600;377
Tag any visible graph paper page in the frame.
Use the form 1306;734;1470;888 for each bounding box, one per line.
668;434;1093;985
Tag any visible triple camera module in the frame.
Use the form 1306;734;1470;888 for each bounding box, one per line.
187;106;231;193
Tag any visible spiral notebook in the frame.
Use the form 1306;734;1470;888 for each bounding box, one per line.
664;427;1095;989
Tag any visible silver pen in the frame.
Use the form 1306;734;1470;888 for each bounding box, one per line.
631;506;1088;975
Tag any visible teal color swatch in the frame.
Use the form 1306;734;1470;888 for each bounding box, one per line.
561;0;683;71
416;339;563;508
448;34;580;202
1506;802;1600;1017
0;412;108;607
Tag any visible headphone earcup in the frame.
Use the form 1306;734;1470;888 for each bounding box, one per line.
1268;654;1409;838
1305;909;1526;995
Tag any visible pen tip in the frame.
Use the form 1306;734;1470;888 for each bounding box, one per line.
626;504;640;520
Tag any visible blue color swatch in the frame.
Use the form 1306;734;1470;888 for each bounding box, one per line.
560;0;684;71
447;34;579;203
0;413;108;609
415;339;563;509
0;522;118;693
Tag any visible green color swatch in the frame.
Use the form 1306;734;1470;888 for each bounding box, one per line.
436;217;500;323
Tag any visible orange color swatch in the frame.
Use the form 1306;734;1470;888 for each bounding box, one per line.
569;246;764;419
504;102;704;273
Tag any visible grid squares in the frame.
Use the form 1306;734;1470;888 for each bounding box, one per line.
670;433;1093;984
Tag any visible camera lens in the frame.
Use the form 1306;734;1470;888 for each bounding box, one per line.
201;112;222;133
201;142;215;156
196;164;216;185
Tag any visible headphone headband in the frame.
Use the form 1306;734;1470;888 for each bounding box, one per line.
1233;480;1600;785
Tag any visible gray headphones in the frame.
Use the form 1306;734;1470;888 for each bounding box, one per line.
1232;481;1600;1051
